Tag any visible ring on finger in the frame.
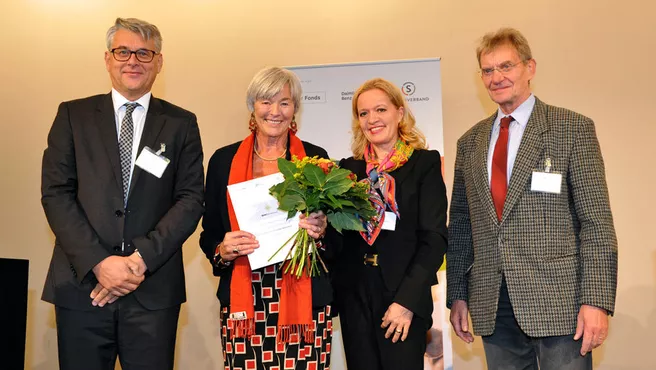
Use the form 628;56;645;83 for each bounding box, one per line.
395;329;402;334
234;247;240;254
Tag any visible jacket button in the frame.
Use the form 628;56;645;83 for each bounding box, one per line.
115;210;124;217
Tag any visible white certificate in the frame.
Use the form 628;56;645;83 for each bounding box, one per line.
227;173;300;270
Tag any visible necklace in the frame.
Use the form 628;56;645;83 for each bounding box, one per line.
254;143;287;161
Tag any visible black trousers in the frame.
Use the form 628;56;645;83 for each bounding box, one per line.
55;293;180;370
338;265;426;370
482;277;592;370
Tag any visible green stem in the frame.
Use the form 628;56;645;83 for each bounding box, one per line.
268;229;301;262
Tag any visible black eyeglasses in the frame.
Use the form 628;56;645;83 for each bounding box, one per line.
110;48;159;63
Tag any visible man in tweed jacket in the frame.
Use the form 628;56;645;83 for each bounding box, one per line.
446;28;617;369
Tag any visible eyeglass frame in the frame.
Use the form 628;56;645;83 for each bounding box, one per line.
479;60;528;78
109;47;160;63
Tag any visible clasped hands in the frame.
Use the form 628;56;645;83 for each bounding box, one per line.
89;252;147;307
217;211;327;262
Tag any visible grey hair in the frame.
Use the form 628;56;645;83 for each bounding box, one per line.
246;67;302;113
106;18;163;53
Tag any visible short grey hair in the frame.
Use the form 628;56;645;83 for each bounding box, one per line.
106;18;163;53
246;67;302;113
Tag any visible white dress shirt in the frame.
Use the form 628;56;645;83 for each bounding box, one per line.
487;94;536;186
111;88;151;191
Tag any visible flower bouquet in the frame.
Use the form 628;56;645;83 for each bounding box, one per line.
268;156;376;278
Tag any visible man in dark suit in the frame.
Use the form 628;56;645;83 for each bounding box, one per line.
41;17;204;370
447;28;618;369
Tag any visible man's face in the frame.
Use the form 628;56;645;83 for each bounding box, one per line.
479;43;535;114
104;29;162;101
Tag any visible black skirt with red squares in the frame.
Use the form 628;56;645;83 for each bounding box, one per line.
220;264;333;370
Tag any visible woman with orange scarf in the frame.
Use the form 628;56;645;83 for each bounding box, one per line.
332;78;448;369
199;67;334;369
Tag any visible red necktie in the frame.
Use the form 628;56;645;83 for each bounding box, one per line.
491;116;513;221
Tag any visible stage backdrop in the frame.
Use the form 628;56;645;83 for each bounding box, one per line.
289;59;452;370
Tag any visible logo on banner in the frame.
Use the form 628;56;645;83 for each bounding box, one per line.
402;82;416;96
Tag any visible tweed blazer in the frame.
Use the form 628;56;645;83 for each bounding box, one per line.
446;97;618;337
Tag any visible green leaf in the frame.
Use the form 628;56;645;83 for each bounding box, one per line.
269;181;286;199
303;163;326;188
328;211;365;233
325;178;353;196
279;194;305;212
277;158;298;179
325;168;351;184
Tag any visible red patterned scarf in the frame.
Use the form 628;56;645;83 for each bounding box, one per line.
360;139;413;245
227;132;314;343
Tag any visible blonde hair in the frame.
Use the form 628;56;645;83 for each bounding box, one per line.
476;27;533;67
106;18;162;53
246;66;302;113
350;78;427;159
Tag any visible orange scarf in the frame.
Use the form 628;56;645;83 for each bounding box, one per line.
227;132;314;344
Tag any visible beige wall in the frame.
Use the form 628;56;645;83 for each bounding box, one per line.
1;0;654;369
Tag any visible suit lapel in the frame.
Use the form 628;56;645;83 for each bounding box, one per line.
471;114;499;223
127;96;167;201
96;93;124;193
501;98;548;222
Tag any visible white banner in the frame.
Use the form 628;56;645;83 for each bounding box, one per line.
289;59;452;370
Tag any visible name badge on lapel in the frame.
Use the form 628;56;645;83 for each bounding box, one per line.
531;157;561;194
381;211;397;231
135;143;170;178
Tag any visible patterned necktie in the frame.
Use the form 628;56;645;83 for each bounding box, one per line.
119;102;139;204
491;115;513;221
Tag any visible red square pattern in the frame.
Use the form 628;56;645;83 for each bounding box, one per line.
318;312;325;323
265;265;276;274
275;278;283;289
289;333;299;344
250;335;262;346
262;287;273;299
326;305;331;316
297;346;307;360
251;272;261;282
222;326;227;336
255;311;266;322
315;337;322;348
235;342;246;354
327;320;332;331
245;360;256;370
284;358;295;369
270;367;280;370
276;341;286;353
323;328;327;339
262;350;273;363
266;326;276;337
306;361;318;370
321;352;326;364
225;366;230;370
226;343;233;354
326;343;331;354
269;302;280;313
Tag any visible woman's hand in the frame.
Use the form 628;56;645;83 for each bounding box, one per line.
381;302;414;343
299;211;327;240
220;231;259;262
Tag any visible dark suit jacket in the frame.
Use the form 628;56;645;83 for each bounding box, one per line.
199;138;334;308
447;97;618;337
333;149;448;324
41;93;204;311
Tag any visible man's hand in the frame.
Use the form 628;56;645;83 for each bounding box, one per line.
574;304;609;356
127;252;147;276
90;283;119;307
450;299;474;343
381;302;414;343
92;256;144;296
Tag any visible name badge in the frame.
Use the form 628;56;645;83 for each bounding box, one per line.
135;144;170;178
381;211;397;231
531;172;562;194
